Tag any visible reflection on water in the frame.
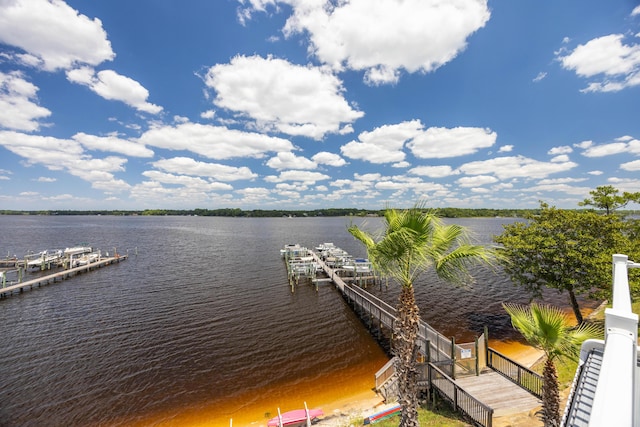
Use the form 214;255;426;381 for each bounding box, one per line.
0;216;595;426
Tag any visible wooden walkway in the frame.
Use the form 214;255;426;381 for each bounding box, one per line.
455;372;541;418
1;255;128;298
304;248;542;426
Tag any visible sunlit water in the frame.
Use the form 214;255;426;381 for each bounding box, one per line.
0;216;595;426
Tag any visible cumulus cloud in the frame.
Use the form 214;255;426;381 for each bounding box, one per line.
0;71;51;131
67;68;162;114
264;170;331;184
141;171;233;191
268;0;490;85
409;165;457;178
0;0;114;71
578;137;640;157
557;34;640;92
407;126;497;159
0;131;130;192
152;157;257;181
548;146;573;155
458;155;577;180
204;55;363;139
138;122;295;160
456;175;498;187
621;160;640;171
266;152;317;170
311;151;347;167
341;120;423;164
73;132;154;157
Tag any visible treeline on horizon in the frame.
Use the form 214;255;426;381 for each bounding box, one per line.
1;207;550;218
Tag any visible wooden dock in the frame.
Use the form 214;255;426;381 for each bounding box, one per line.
454;371;541;418
0;255;128;298
286;244;543;426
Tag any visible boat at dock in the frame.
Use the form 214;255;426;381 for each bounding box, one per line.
26;249;63;269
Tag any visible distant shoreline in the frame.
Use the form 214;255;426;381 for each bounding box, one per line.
2;207;629;218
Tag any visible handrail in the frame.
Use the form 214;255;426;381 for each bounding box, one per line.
375;357;397;390
487;348;542;398
343;283;463;361
427;362;494;427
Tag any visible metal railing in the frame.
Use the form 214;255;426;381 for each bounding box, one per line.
487;348;543;398
342;283;464;366
427;363;494;427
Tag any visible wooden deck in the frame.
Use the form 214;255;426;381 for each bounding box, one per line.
454;371;541;418
0;255;128;298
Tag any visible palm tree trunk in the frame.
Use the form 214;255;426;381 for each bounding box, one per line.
541;358;560;427
394;285;420;427
567;287;583;324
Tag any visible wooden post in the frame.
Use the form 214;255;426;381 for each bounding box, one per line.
475;336;480;376
484;325;489;368
450;336;456;380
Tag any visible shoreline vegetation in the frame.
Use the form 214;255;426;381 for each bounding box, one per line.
2;207;638;218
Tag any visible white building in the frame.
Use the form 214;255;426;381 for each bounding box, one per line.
561;254;640;427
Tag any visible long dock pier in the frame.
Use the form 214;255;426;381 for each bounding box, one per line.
0;255;128;298
282;243;542;427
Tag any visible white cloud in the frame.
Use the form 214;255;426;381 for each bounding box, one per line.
498;145;513;153
67;68;162;114
266;152;317;170
537;177;587;185
278;0;491;85
548;145;573;155
588;170;604;175
73;132;154;157
632;6;640;17
459;155;577;179
0;130;129;192
579;139;634;157
0;0;114;71
558;34;640;92
550;154;570;163
407;126;497;159
138;122;295;160
311;151;347;167
621;159;640;171
36;176;56;182
533;72;547;82
152;157;257;182
341;120;422;163
409;165;457;178
264;170;331;184
0;71;51;131
573;140;593;149
141;171;233;191
204;55;363;139
201;110;215;120
456;175;498;187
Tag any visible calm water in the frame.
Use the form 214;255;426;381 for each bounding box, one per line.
0;216;588;426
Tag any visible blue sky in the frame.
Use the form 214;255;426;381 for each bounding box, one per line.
1;0;639;211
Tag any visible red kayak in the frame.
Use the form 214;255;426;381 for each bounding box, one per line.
267;408;324;426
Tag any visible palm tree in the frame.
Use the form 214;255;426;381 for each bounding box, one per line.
348;205;492;427
502;303;601;427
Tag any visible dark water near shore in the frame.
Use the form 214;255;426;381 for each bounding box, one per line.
0;216;591;426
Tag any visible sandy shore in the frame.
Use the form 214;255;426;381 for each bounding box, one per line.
309;342;546;427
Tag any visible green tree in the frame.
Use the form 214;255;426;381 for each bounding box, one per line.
503;303;601;427
348;205;492;427
578;185;640;214
494;202;630;324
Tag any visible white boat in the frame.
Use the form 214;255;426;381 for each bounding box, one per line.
71;251;100;267
64;246;92;256
26;250;63;269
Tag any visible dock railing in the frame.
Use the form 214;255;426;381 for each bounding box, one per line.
487;348;543;398
426;362;494;427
